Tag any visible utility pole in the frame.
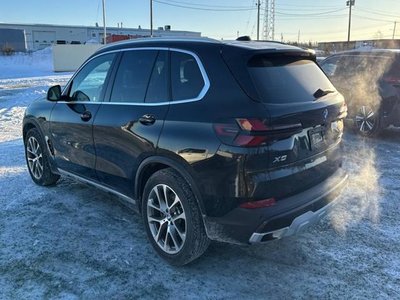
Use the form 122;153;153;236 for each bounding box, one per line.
256;0;261;40
393;21;397;39
346;0;355;47
102;0;107;44
150;0;153;37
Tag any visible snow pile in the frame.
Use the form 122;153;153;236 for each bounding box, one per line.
0;75;71;143
0;47;55;79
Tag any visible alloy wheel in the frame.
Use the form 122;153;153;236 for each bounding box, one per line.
355;105;376;134
26;136;44;180
147;184;186;254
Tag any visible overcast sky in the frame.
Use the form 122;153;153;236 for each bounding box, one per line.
0;0;399;42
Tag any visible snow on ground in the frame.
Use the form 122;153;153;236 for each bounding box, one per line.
0;53;400;298
0;76;71;143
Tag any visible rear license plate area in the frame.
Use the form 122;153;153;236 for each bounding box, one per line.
309;127;325;149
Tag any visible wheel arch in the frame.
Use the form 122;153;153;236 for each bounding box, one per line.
135;156;206;217
23;118;41;141
23;118;58;173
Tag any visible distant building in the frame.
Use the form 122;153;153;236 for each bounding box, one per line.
0;23;202;51
318;39;400;54
0;28;26;52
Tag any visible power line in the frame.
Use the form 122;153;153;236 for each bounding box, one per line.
153;0;256;11
277;3;342;9
352;14;396;23
275;8;347;17
355;8;400;19
154;0;256;9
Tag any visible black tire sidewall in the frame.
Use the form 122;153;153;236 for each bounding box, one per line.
141;168;208;266
25;128;59;186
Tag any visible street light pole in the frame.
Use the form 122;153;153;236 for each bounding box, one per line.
347;0;355;47
150;0;153;37
102;0;107;44
393;21;397;40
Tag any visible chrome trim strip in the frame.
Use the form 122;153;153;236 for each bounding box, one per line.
249;174;348;243
170;48;210;103
61;47;210;106
58;169;136;205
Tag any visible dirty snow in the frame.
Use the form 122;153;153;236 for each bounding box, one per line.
0;51;400;299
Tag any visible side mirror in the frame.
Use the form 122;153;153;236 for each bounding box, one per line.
47;85;62;101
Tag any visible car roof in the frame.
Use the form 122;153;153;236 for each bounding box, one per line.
95;36;304;55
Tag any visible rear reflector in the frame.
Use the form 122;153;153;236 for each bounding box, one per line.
240;198;276;209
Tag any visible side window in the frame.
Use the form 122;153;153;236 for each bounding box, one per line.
145;51;169;103
171;51;205;101
110;50;158;103
320;56;340;77
69;53;115;102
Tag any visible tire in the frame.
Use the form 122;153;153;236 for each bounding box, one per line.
354;105;381;137
142;168;210;266
25;128;60;186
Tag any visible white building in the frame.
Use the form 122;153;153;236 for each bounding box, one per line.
0;23;202;51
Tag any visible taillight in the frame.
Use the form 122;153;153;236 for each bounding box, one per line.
240;197;276;209
237;118;269;131
213;118;302;147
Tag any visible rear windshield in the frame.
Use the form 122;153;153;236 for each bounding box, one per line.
248;55;335;103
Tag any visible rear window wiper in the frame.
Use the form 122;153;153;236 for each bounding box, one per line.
313;88;335;99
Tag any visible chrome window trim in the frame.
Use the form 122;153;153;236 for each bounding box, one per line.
60;47;210;106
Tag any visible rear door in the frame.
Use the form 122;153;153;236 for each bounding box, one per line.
50;53;116;179
93;49;170;198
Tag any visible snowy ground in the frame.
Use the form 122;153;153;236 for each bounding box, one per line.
0;53;400;299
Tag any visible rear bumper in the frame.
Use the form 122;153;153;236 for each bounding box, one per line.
204;168;348;245
249;193;339;243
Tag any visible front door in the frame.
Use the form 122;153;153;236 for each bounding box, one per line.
50;53;117;179
93;49;170;197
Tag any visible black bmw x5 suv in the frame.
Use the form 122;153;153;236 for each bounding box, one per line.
23;37;348;265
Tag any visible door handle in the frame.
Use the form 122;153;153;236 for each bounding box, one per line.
80;110;92;122
139;114;156;125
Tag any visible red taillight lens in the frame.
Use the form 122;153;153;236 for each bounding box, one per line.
213;118;269;147
213;118;302;147
233;135;269;147
240;198;276;209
